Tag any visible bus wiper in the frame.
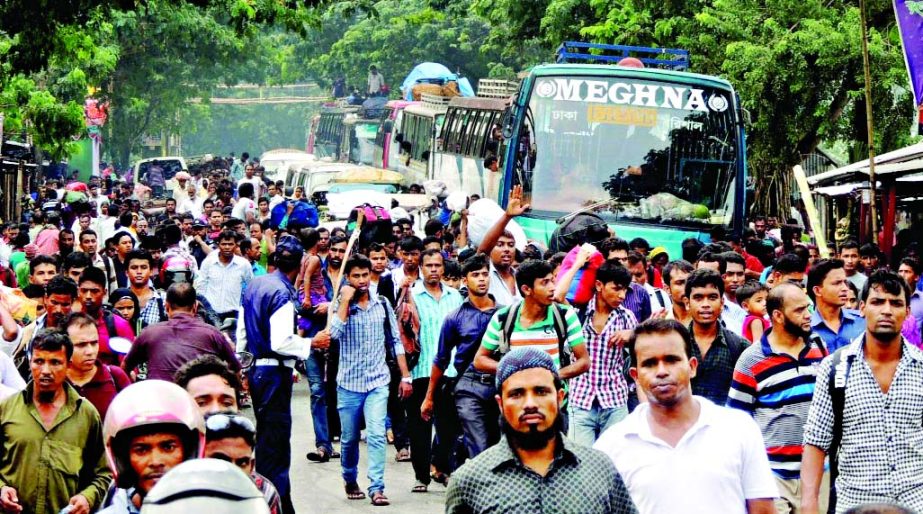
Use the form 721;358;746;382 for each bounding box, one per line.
555;199;614;225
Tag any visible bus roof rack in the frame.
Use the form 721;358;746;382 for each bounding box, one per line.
555;42;690;71
420;93;451;111
477;79;520;99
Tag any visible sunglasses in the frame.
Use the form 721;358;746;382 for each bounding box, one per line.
205;413;256;435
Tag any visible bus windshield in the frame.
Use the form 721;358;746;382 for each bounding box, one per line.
516;75;740;226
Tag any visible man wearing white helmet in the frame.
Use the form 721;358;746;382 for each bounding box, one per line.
141;459;269;514
98;380;205;514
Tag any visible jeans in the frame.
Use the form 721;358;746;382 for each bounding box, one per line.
249;365;295;514
454;372;501;458
569;401;628;446
305;350;331;453
338;385;389;495
326;340;341;439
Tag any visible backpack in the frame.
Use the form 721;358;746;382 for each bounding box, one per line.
348;204;393;250
270;199;319;230
495;301;573;368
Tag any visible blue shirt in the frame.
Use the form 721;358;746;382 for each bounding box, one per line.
434;296;498;377
411;283;463;380
623;282;652;323
329;295;403;393
810;308;866;352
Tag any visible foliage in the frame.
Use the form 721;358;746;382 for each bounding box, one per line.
180;102;317;158
292;0;541;94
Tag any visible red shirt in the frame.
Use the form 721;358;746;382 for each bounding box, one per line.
70;362;132;422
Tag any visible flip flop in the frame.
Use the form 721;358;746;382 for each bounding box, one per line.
430;471;449;486
345;482;366;501
370;491;390;506
411;481;428;493
306;448;330;463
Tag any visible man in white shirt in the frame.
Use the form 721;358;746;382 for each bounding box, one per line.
237;164;263;199
367;65;385;96
594;318;777;514
194;230;253;319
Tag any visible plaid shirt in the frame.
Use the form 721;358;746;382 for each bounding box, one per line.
570;300;637;411
446;435;638;514
688;322;749;406
803;336;923;512
329;295;403;393
137;289;167;328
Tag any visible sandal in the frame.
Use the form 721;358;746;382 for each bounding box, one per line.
306;448;330;463
370;491;390;506
395;448;411;462
345;482;366;501
331;449;341;459
430;471;449;486
411;481;428;493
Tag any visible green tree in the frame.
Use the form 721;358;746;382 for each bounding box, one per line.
292;0;538;95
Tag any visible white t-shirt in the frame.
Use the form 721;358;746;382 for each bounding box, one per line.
238;177;263;198
594;397;777;514
231;198;257;222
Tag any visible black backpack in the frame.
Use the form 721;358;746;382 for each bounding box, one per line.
495;301;573;368
348;204;393;250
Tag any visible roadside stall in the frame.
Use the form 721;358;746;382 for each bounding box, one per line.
808;142;923;260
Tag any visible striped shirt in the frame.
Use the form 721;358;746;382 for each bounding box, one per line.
481;303;584;369
726;330;827;479
329;295;403;393
570;299;636;411
410;283;463;380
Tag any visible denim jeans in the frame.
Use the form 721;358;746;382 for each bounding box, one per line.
569;401;628;446
454;372;501;458
248;365;295;514
305;350;331;453
338;385;389;495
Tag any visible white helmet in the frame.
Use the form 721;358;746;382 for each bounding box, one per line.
141;459;270;514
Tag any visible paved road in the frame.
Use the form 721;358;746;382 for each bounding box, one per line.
281;380;447;513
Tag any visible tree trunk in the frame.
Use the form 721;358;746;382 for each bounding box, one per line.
750;160;793;220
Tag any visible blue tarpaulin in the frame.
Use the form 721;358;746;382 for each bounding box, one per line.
400;62;475;101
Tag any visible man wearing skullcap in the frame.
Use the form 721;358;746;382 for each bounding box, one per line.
446;347;638;514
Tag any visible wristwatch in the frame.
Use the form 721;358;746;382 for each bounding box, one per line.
401;376;412;384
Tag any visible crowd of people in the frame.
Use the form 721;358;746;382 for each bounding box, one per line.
0;155;919;514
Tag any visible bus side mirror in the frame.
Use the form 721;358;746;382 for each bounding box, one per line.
400;141;412;153
501;107;514;139
395;133;404;143
421;150;430;161
741;108;752;127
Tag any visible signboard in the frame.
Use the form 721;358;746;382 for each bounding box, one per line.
894;0;923;106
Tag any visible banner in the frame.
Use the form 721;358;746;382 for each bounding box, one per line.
894;0;923;106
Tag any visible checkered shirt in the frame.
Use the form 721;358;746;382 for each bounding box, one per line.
570;300;637;411
803;335;923;513
446;435;638;514
329;295;403;393
137;290;167;328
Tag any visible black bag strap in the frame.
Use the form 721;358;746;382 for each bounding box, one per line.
498;302;521;354
827;346;855;514
103;309;119;341
549;303;572;368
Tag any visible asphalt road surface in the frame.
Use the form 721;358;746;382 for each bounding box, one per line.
277;379;447;513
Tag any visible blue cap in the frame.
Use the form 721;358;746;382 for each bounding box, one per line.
275;235;304;257
496;347;558;389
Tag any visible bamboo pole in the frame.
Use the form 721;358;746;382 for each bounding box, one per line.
860;0;880;240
